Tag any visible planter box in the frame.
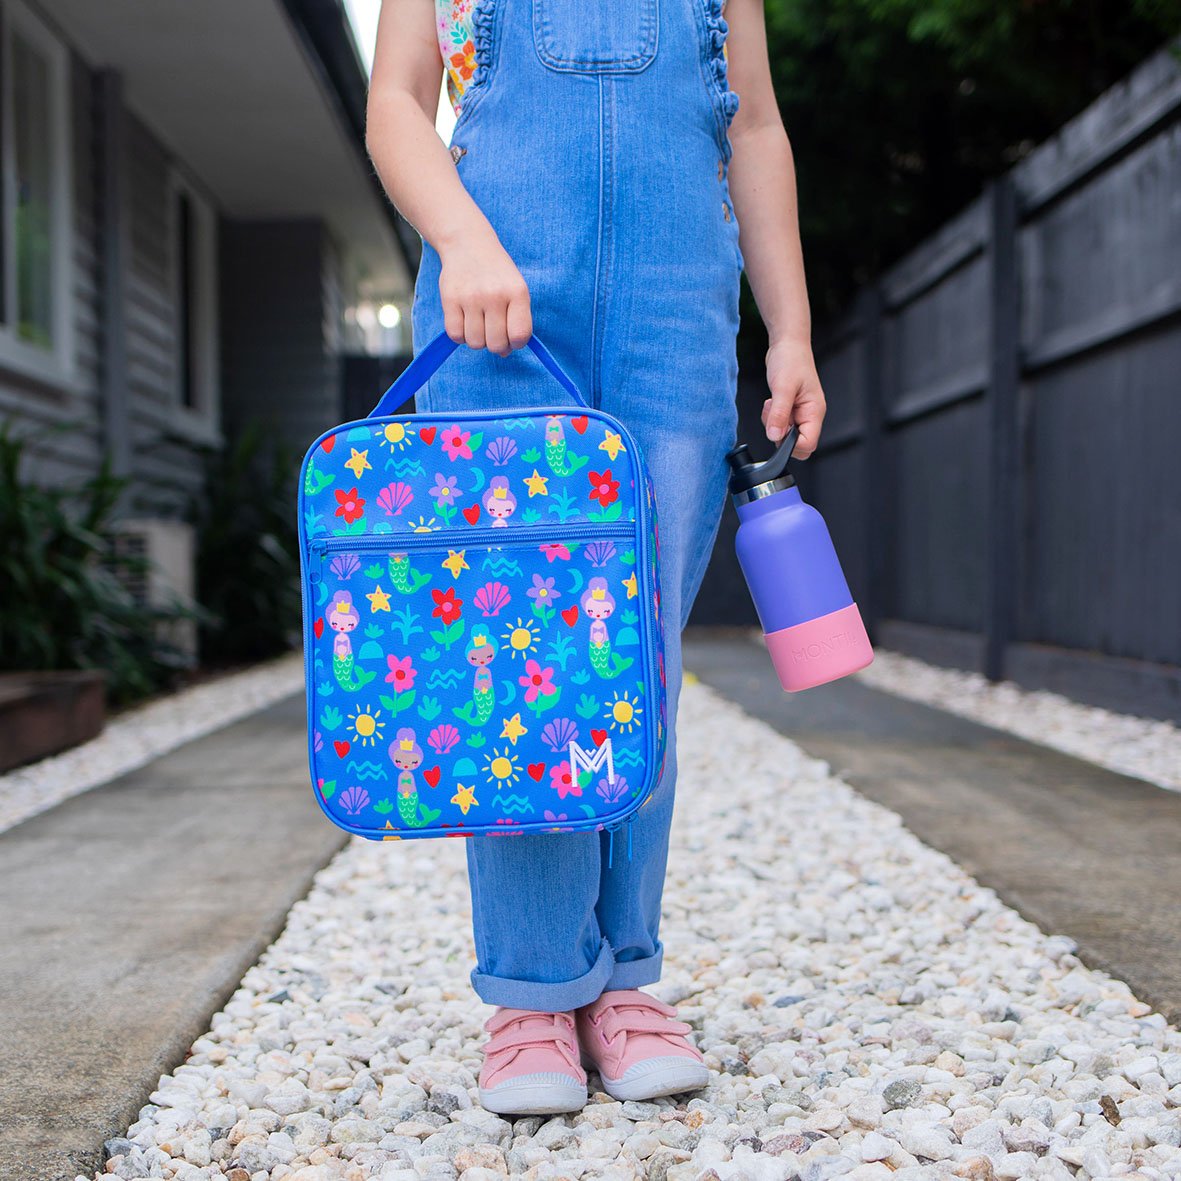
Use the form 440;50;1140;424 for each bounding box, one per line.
0;671;107;773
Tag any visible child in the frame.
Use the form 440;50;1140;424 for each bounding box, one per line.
365;0;827;1115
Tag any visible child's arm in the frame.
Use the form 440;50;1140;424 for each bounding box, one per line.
365;0;531;355
724;0;827;457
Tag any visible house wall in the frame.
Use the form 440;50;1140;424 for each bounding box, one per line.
1;39;344;519
218;218;344;460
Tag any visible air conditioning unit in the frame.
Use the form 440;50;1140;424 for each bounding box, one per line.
109;518;198;665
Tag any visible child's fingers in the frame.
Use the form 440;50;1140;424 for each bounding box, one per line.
443;299;465;345
761;394;795;445
464;308;487;351
485;303;512;357
507;290;532;350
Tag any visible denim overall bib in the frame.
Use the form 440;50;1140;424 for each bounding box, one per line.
411;0;743;1011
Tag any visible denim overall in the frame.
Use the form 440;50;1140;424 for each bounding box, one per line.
411;0;743;1011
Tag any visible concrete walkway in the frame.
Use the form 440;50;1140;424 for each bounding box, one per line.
0;692;347;1181
684;629;1181;1029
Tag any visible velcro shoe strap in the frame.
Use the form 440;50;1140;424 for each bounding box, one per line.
601;1013;694;1041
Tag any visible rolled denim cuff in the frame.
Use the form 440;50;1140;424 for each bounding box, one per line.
469;934;615;1011
602;939;663;992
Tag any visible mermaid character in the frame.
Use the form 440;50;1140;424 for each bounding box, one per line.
453;625;499;724
388;551;432;592
304;455;334;495
582;577;633;679
328;592;376;690
482;476;517;526
390;727;440;827
544;416;589;477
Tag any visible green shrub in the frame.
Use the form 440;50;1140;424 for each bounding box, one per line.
190;419;302;665
0;422;197;705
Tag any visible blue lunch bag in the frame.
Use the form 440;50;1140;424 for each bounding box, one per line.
297;331;668;863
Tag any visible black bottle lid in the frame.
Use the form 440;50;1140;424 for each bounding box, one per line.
725;425;799;496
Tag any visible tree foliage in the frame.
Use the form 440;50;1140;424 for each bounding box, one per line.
742;0;1181;353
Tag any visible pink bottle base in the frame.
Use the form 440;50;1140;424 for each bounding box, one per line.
764;602;874;692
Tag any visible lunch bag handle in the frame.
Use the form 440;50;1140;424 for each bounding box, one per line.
369;330;591;417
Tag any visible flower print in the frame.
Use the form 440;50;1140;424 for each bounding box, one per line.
544;810;569;822
550;760;581;799
527;573;561;605
449;39;477;80
441;425;473;461
587;469;620;507
518;658;557;703
334;486;365;524
431;586;463;626
429;473;461;506
539;542;571;562
385;654;417;691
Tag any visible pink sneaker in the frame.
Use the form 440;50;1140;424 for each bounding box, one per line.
477;1007;588;1115
576;988;710;1101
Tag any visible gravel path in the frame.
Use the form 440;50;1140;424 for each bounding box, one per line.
85;676;1181;1181
853;648;1181;793
0;652;304;835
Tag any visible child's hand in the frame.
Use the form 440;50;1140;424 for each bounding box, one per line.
761;337;827;459
439;226;532;357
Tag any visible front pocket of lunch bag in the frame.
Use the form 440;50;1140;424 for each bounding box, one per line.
532;0;658;73
306;521;659;838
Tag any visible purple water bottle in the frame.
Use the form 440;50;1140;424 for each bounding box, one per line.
725;426;874;691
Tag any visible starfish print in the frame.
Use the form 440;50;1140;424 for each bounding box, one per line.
599;431;625;461
623;571;638;599
451;783;478;815
523;468;549;497
366;585;391;612
442;549;469;578
500;713;528;745
344;447;371;478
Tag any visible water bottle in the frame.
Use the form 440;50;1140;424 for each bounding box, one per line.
725;425;874;691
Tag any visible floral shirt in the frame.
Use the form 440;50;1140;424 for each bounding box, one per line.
436;0;477;117
434;0;729;118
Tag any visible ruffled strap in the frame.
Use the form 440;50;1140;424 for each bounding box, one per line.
703;0;741;137
469;0;496;91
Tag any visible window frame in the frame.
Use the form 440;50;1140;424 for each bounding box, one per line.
0;0;75;388
165;163;220;442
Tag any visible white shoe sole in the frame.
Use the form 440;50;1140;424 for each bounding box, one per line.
478;1071;588;1115
582;1052;711;1101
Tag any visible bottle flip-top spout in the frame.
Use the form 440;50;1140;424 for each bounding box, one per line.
725;424;800;504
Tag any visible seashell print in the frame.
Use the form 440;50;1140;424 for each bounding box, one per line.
486;436;518;466
584;540;617;567
540;716;579;752
596;773;629;805
428;723;461;755
339;784;371;815
329;552;360;580
473;580;512;616
377;481;414;515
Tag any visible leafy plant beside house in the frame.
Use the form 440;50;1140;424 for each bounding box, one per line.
189;419;302;666
0;422;197;705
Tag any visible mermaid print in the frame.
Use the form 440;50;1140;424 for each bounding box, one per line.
544;416;589;477
453;624;499;724
390;726;441;827
388;550;432;593
328;592;376;691
582;577;634;679
482;475;517;525
302;409;663;837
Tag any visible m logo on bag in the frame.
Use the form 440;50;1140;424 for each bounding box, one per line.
569;736;615;785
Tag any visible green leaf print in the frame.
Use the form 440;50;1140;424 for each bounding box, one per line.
365;563;384;579
374;798;394;815
522;447;541;463
320;706;343;731
575;693;599;719
417;695;442;721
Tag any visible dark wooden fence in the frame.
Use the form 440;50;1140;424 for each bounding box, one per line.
693;41;1181;724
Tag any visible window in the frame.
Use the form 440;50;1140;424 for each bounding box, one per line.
0;0;73;383
167;167;219;435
